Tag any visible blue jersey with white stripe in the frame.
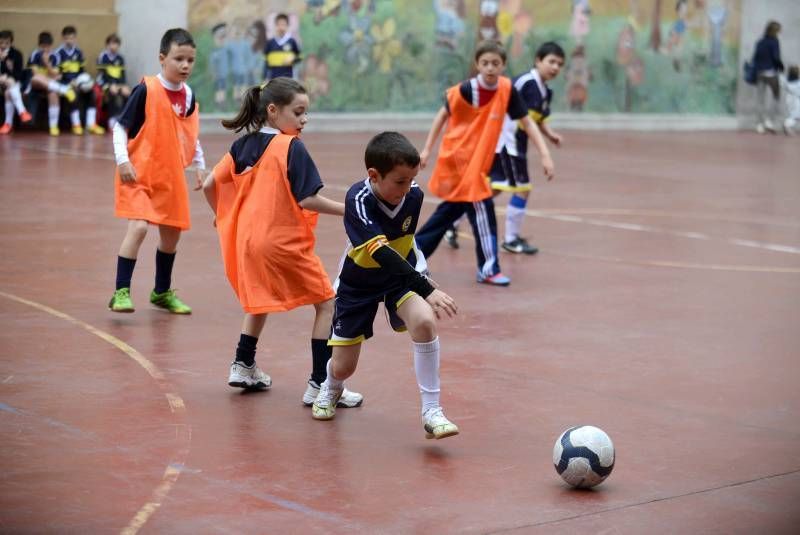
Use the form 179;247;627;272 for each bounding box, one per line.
336;179;425;295
54;45;85;83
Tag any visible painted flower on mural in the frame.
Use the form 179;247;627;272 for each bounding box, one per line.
302;54;330;101
370;19;402;73
339;15;374;73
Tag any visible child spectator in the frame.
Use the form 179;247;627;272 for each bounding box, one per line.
55;25;104;134
312;132;460;440
108;28;206;315
492;41;565;255
0;29;33;134
264;13;301;80
203;77;363;407
27;31;76;136
97;33;130;130
415;40;554;286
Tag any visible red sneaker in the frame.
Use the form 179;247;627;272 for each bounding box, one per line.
19;111;33;123
0;124;12;135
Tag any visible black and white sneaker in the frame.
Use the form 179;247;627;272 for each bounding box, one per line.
502;237;538;255
444;229;459;249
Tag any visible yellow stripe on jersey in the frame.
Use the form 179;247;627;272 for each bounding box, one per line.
60;59;83;74
348;234;415;269
100;64;124;79
32;65;49;75
266;50;296;67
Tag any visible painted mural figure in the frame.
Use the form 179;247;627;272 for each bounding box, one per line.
434;0;466;51
570;0;591;44
706;3;726;68
665;0;688;71
565;45;590;111
210;23;230;109
227;21;257;103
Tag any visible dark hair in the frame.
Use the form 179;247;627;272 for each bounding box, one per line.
474;40;506;63
250;20;267;53
106;33;121;45
221;77;306;133
275;13;290;24
536;41;565;61
365;132;420;176
160;28;195;56
62;25;77;37
38;32;53;46
0;30;13;42
789;65;799;83
765;21;781;38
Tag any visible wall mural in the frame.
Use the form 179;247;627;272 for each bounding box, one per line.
188;0;741;114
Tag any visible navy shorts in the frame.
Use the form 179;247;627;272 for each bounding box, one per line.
329;286;417;346
488;148;531;192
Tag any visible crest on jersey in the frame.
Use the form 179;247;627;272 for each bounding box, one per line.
402;216;412;232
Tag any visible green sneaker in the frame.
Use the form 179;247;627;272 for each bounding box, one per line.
149;289;192;314
109;288;135;313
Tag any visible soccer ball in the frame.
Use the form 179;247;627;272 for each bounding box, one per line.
75;73;94;93
553;425;615;488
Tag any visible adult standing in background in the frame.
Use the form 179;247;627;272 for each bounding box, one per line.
753;20;784;134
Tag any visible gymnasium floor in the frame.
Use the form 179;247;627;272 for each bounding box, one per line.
1;130;799;534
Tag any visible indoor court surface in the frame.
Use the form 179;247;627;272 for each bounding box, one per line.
1;130;799;533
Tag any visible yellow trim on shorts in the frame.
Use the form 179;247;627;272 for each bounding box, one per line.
328;334;366;347
395;291;416;309
492;183;533;193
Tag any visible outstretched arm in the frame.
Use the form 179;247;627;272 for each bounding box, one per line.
299;193;345;216
419;106;449;170
521;116;555;180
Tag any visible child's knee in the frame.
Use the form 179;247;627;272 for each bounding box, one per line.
128;220;148;241
408;310;437;341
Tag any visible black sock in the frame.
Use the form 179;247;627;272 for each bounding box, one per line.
236;333;258;367
154;249;176;294
311;338;331;385
116;256;136;290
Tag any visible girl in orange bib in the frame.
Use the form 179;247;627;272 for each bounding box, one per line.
108;29;206;314
203;77;363;406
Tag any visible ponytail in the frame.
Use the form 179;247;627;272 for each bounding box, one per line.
221;85;265;133
221;77;308;134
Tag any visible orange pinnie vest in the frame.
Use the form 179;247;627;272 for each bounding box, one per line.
114;76;200;229
429;76;511;202
213;134;334;314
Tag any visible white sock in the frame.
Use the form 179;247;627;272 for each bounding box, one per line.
108;116;117;130
505;201;527;243
4;100;13;125
48;81;69;95
413;337;440;414
86;107;97;127
70;109;80;127
8;83;27;114
323;358;344;389
48;105;59;128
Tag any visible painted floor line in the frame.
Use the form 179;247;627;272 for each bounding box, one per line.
0;290;190;535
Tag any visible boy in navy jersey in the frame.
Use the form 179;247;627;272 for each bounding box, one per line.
0;30;33;134
96;33;130;130
264;13;301;80
27;31;76;136
312;132;460;440
491;41;565;255
55;26;104;135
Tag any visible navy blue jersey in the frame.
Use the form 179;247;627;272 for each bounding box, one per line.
96;50;125;85
228;130;323;203
28;48;59;77
511;69;553;158
335;179;425;296
264;36;300;79
54;45;85;83
117;80;197;139
1;46;25;80
443;77;528;119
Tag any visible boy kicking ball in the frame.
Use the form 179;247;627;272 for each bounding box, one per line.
312;132;459;440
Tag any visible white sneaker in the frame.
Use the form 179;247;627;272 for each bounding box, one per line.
228;361;271;390
311;381;344;420
756;123;766;134
764;119;776;132
303;379;364;408
422;407;459;440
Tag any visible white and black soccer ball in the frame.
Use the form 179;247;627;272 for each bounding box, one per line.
553;425;615;488
75;73;95;93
